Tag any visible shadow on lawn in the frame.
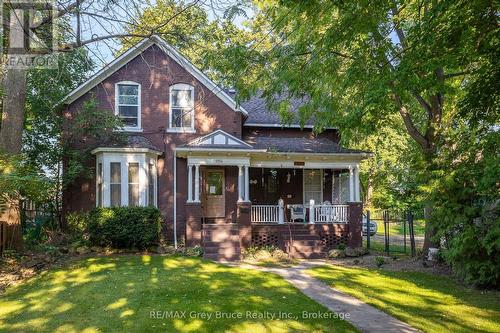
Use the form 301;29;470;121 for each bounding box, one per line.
310;266;500;333
0;256;355;333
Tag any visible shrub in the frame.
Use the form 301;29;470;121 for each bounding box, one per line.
85;206;161;249
375;256;385;267
183;246;204;257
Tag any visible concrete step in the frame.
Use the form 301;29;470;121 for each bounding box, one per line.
203;234;240;242
203;253;241;261
203;247;241;257
203;240;241;248
286;240;324;246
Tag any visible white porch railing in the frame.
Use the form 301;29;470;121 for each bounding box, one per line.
251;205;280;223
313;204;349;223
251;202;349;224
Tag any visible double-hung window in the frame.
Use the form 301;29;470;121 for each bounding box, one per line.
303;169;323;205
116;82;141;130
169;83;194;132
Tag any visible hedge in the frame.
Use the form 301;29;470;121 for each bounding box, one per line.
83;206;162;249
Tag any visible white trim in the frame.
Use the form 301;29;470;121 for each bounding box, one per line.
169;83;195;132
185;129;253;148
61;35;248;115
303;169;323;206
91;147;162;155
187;156;250;167
96;151;157;208
115;81;141;131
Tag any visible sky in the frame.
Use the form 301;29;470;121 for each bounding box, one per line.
79;1;254;69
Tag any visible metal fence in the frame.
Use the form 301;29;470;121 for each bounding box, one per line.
365;210;419;256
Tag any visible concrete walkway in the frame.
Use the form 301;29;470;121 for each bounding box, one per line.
238;261;420;333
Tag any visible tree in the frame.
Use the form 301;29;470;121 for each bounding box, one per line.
23;47;95;227
122;0;255;85
0;0;245;248
234;0;499;253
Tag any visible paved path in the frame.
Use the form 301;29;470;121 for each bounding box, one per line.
238;261;420;333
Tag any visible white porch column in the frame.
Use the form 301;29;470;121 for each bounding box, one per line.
354;165;360;202
237;165;244;202
244;165;250;202
278;198;284;224
194;164;200;202
349;166;355;202
309;199;315;224
187;164;193;202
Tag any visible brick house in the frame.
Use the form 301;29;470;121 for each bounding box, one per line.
62;36;370;260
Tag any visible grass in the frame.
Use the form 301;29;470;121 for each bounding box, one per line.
0;255;357;333
363;239;415;254
307;265;500;333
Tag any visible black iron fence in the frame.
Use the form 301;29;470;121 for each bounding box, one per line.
365;210;421;256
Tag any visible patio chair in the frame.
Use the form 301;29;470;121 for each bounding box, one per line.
288;204;305;223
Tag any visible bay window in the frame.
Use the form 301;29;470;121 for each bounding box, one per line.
94;150;158;208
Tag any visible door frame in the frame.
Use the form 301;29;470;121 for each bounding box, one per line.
201;168;226;218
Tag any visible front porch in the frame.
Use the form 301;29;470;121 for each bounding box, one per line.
175;130;367;260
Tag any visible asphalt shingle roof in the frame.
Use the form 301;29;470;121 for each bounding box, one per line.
226;90;314;126
110;135;160;151
243;135;367;154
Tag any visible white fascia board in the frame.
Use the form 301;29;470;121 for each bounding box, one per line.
186;129;253;148
152;36;248;116
62;38;152;105
91;147;162;155
60;35;246;116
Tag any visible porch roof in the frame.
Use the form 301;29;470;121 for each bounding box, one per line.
243;136;368;154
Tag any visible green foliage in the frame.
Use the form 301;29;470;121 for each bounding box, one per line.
83;206;162;249
431;128;500;287
183;246;204;257
0;152;52;213
123;0;255;86
375;256;385;267
63;98;126;187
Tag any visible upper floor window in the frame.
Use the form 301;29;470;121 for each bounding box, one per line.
116;82;141;131
169;83;194;132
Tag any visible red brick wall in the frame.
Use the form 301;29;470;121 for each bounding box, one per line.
63;44;243;242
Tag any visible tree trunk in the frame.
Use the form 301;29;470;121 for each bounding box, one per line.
0;68;28;250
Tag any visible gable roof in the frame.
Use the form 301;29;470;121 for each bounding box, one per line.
61;35;247;115
179;129;253;150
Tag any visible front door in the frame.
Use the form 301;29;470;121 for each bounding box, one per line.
202;169;225;218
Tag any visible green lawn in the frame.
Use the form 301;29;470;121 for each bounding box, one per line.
0;256;357;333
307;265;500;333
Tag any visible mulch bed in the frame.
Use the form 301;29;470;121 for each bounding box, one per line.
328;253;453;276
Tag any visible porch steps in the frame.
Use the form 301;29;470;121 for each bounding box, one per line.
202;224;241;261
288;240;327;259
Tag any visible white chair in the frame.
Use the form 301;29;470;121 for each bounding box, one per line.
288;204;305;222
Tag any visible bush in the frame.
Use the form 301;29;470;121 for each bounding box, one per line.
84;206;162;249
375;256;385;267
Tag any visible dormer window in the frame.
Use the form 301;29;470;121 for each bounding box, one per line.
168;83;195;132
116;81;141;131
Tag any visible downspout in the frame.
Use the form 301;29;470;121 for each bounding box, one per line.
173;149;177;249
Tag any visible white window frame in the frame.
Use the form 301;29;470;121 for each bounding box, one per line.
115;81;142;132
167;83;195;133
303;169;323;205
147;158;157;206
96;152;158;208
